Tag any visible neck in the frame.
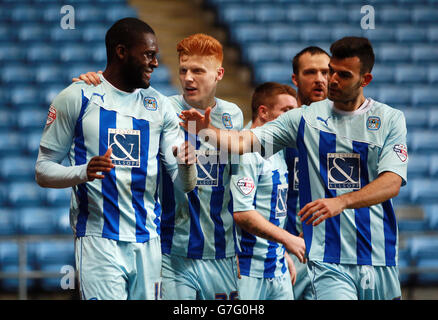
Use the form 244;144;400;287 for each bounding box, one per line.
251;117;265;129
103;65;136;93
333;93;366;112
183;95;216;110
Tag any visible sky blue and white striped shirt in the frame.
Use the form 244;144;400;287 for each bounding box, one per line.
252;98;408;266
39;75;183;243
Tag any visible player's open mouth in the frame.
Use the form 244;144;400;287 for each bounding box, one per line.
185;87;197;93
313;88;324;94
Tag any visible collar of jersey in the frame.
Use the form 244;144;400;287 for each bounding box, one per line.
331;98;374;116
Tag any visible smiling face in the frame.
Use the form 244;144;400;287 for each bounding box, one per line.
264;93;298;122
178;54;224;109
292;52;330;106
122;32;159;89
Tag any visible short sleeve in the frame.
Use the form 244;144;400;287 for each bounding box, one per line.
230;153;261;212
39;83;83;154
377;110;408;186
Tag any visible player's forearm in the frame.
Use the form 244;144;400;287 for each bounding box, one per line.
338;171;402;210
174;163;197;193
205;125;259;155
234;210;290;244
35;146;88;188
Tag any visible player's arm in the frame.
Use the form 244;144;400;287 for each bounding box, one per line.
179;107;260;155
172;141;197;193
234;209;306;263
299;171;402;227
35;146;114;188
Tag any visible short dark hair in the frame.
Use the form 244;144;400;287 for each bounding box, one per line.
330;37;375;74
105;17;155;64
292;46;330;75
251;82;297;121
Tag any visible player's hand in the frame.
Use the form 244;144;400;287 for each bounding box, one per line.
285;252;297;286
72;71;103;86
173;141;196;165
298;197;347;227
236;255;241;279
87;148;114;181
284;234;306;264
179;107;212;135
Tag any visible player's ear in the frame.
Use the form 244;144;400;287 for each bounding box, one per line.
292;74;298;87
115;44;128;61
258;105;269;121
216;66;224;81
361;72;373;87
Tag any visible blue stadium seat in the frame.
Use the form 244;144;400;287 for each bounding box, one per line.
398;247;411;285
331;25;363;42
0;209;18;236
16;208;57;235
0;44;27;63
408;235;438;284
280;43;311;63
318;7;348;23
0;264;37;292
229;24;268;44
50;27;84;43
425;205;438;230
35;65;64;85
39;84;66;105
402;108;429;130
90;44;107;64
34;240;74;266
300;26;332;43
410;179;438;204
46;188;71;207
82;24;108;43
27;44;60;64
428;65;438;84
0;66;34;85
430;155;438;177
7;183;46;208
254;6;286;23
267;24;300;43
286;6;318;23
0;110;16;131
0;242;19;267
152;84;180;97
412;8;438;24
0;156;36;182
253;62;292;85
217;6;255;24
412;86;438;106
21;130;43;156
406;154;430;179
9;87;41;109
376;45;411;63
412;45;438;63
151;65;172;84
60;44;93;63
53;208;72;235
17;24;50;42
379;7;411;23
393;182;411;207
0;23;16;42
378;86;412;106
428;26;438;42
362;28;396;43
105;5;138;22
409;130;438;153
10;7;42;23
429;110;438;129
242;43;281;64
395;65;428;84
17;109;47;131
371;65;395;84
75;6;108;24
395;26;428;43
0;132;24;156
65;64;104;85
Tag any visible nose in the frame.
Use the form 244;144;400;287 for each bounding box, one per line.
184;70;194;82
150;56;158;68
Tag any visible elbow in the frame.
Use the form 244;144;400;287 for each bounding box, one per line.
35;170;47;188
233;211;245;227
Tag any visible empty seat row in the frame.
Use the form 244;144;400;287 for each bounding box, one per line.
395;178;438;205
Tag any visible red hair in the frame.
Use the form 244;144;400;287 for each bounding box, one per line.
177;33;223;65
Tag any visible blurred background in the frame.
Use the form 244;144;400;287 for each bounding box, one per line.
0;0;437;300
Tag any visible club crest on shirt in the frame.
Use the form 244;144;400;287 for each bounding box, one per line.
143;97;157;111
108;128;140;167
237;177;255;195
222;113;233;129
276;184;288;218
46;105;56;125
393;144;408;162
196;149;220;186
327;153;361;190
367;116;381;130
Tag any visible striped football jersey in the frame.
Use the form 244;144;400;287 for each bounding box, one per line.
284;147;302;236
39;75;183;243
251;98;408;267
231;150;289;278
160;95;244;259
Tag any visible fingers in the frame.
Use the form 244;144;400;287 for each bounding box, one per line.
104;147;112;158
175;142;196;165
87;152;114;181
78;71;101;86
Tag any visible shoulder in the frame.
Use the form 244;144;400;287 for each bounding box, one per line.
215;98;244;129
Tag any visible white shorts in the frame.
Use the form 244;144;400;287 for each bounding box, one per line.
75;236;162;300
238;272;294;300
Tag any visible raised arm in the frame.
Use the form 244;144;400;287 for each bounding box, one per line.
179;107;260;155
